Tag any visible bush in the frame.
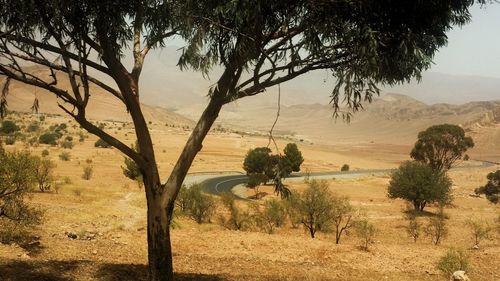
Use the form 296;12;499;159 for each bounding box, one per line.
475;170;500;204
0;147;43;243
331;195;356;244
176;184;216;224
425;207;448;245
293;180;334;238
388;161;452;212
340;164;350;172
404;208;421;243
4;135;15;145
33;156;55;192
467;219;492;247
94;138;111;148
58;151;71;161
253;199;286;234
39;132;59;145
82;165;93;180
0;120;19;134
437;248;469;277
60;140;73;149
219;193;252;231
41;149;49;157
27;122;40;132
355;218;376;251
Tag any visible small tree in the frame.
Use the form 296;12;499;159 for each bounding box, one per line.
437;248;469;278
38;133;58;145
341;164;350;172
355;219;376;251
282;143;304;173
0;147;42;242
425;207;448;245
33;156;55;192
331;195;356;244
294;180;333;238
475;170;500;204
410;124;474;172
253;199;287;234
219;193;252;231
243;147;276;185
388;161;452;212
467;219;492;247
404;209;421;243
185;184;216;224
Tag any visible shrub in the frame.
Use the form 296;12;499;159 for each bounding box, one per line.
82;165;93;180
475;170;500;204
340;164;350;172
94;138;111;148
4;135;15;145
41;149;49;157
355;218;376;251
60;140;73;149
331;195;356;244
0;120;19;134
63;176;72;185
467;219;492;247
253;199;286;234
425;207;448;245
176;184;216;224
404;208;421;243
388;161;452;212
437;248;469;277
219;193;252;231
39;132;59;145
27;122;40;132
293;180;334;238
33;156;55;192
59;151;71;161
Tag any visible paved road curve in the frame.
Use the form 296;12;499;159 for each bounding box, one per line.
197;160;496;196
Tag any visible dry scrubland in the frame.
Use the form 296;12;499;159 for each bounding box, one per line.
0;112;499;281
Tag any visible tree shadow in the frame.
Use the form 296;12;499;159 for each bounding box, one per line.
0;259;224;281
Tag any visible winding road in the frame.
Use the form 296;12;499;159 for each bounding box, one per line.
196;160;497;197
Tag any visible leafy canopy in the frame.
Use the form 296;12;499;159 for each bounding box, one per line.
388;161;452;212
475;170;500;204
410;124;474;172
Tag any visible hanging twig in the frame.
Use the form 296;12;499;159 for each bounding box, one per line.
267;84;281;154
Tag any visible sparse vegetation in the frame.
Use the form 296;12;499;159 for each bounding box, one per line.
0;120;19;134
437;248;469;278
39;132;59;145
331;195;356;244
404;208;421;243
425;207;448;245
355;219;376;251
341;164;350;172
178;184;216;224
219;193;252;231
58;151;71;161
467;219;492;247
253;199;286;234
82;165;93;180
94;138;111;148
33;156;55;192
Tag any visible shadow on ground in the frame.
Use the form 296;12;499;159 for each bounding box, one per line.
0;259;223;281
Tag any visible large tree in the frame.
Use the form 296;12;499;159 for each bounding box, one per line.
0;1;485;280
410;124;474;172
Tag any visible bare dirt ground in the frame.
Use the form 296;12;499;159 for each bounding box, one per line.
0;113;499;281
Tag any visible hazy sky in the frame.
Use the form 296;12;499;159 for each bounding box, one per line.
431;4;500;78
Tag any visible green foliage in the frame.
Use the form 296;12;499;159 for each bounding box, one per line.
404;207;421;243
4;135;15;145
176;184;216;224
425;207;448;245
282;143;304;173
219;193;252;231
82;165;93;180
437;248;469;277
331;195;356;244
58;151;71;161
410;124;474;172
355;219;376;251
94;138;111;148
341;164;350;172
41;149;49;157
0;120;19;134
27;122;39;132
388;161;452;212
38;132;59;145
33;156;55;192
243;147;276;186
253;199;286;234
122;158;142;182
293;180;334;238
467;219;492;247
475;170;500;204
0;147;42;237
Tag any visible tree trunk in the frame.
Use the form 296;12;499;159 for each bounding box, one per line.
144;172;175;281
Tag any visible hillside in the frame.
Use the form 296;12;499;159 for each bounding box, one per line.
1;67;194;126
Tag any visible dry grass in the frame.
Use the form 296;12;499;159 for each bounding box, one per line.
1;113;499;280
